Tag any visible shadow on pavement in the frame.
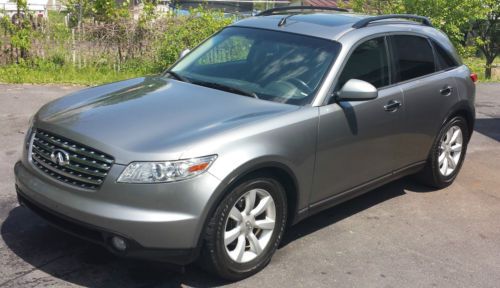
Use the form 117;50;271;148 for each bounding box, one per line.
1;177;433;287
281;178;433;247
1;207;226;287
474;118;500;141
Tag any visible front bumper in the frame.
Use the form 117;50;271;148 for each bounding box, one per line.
14;160;222;264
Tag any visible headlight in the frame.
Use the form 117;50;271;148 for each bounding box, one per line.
117;155;217;183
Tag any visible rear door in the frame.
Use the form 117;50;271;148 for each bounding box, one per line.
389;34;460;165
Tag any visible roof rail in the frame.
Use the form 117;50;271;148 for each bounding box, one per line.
257;6;349;16
352;14;432;28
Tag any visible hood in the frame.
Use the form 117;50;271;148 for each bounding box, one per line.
35;76;298;164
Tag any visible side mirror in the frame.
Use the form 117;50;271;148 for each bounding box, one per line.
179;49;190;59
336;79;378;101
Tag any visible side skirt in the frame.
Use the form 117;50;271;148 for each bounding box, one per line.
293;161;426;223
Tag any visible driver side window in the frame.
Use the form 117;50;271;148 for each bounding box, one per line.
337;37;390;89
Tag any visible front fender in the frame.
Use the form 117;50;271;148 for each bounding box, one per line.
182;107;319;249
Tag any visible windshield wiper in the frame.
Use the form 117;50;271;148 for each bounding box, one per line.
165;71;191;83
191;80;259;99
165;72;258;99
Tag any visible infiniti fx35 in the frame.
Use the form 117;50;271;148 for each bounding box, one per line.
14;8;476;280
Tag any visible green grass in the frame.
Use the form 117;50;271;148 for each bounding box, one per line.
463;57;500;82
0;64;154;86
47;10;69;25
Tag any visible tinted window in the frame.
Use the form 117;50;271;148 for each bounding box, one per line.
338;37;389;89
391;35;435;82
171;27;341;106
432;41;458;70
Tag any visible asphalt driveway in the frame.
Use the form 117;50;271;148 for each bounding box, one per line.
0;83;499;287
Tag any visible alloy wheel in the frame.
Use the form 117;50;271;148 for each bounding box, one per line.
224;188;276;263
438;125;463;177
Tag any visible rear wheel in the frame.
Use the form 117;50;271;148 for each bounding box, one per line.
200;176;287;280
417;116;469;188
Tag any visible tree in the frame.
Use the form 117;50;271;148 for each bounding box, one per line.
0;0;33;62
470;0;499;79
347;0;398;15
63;0;130;26
64;0;93;27
91;0;130;23
348;0;482;50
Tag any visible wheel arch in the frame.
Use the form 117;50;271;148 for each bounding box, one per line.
443;100;475;140
216;159;301;226
194;159;301;251
226;164;300;226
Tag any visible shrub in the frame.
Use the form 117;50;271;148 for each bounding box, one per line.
49;53;66;67
156;7;234;70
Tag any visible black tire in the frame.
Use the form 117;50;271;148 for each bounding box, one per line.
416;116;469;188
200;174;287;281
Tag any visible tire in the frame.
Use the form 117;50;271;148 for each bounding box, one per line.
200;175;287;280
416;116;469;188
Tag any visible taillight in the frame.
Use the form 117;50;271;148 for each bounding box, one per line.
470;73;478;83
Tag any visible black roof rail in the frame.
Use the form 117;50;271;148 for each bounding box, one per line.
257;6;349;16
352;14;433;28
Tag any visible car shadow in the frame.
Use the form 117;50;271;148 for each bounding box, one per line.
474;118;500;141
1;177;433;287
281;177;434;247
0;206;227;287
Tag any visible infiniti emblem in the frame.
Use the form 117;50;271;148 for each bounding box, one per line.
50;149;70;166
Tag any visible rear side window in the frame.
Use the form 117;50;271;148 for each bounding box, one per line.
337;37;389;89
390;35;435;82
432;41;458;70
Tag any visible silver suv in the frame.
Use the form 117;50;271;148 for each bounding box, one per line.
14;7;476;280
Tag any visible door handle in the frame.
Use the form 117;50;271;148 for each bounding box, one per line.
440;86;453;96
384;100;402;112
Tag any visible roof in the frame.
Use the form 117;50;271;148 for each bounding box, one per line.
233;12;368;40
232;12;437;41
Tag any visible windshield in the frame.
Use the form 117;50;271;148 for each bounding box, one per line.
169;27;341;106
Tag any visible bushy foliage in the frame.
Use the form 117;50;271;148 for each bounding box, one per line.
0;0;34;61
64;0;129;26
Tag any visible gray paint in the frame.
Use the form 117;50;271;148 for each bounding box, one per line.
15;12;475;256
336;79;378;101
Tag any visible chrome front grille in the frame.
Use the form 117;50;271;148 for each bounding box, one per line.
30;129;114;190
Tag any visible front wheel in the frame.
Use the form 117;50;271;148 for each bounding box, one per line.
416;116;469;188
200;176;287;280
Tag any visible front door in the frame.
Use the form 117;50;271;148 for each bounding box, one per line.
310;36;406;204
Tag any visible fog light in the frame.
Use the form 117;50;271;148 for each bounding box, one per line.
111;236;127;251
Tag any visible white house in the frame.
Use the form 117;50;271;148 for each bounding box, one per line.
0;0;48;19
